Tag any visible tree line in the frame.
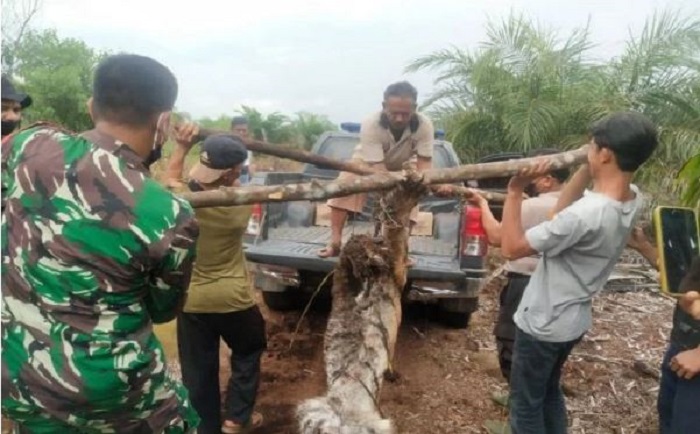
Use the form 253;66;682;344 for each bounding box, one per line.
2;1;698;205
407;10;700;203
1;1;337;151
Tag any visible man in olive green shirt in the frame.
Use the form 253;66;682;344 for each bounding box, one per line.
167;128;266;434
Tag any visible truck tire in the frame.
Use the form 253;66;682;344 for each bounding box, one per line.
262;290;301;311
439;311;472;329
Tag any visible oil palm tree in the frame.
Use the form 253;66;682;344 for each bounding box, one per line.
406;14;604;162
677;154;700;209
407;10;700;200
606;11;700;193
293;112;337;150
237;106;296;144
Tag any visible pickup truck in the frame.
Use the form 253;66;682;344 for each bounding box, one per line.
244;124;495;328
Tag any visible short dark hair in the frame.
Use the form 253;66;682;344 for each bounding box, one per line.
92;54;178;126
383;81;418;103
527;148;570;183
231;116;248;127
589;112;658;172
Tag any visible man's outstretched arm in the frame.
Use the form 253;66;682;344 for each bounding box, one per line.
627;226;659;268
679;256;700;320
469;193;503;246
164;122;200;189
501;188;534;260
502;160;589;261
500;163;545;260
552;164;591;215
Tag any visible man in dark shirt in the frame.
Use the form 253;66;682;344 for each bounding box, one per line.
628;228;700;433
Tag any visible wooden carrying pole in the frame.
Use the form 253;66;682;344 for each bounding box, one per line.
178;146;588;208
196;128;374;176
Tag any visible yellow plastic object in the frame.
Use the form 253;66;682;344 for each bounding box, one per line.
653;206;700;296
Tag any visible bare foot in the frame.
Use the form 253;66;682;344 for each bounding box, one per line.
317;243;341;258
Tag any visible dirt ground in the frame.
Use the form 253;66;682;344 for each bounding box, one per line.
0;262;677;434
154;251;673;434
145;153;676;434
1;154;674;433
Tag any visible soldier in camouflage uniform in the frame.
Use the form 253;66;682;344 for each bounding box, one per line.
1;54;200;433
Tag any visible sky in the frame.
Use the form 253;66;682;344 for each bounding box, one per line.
32;0;698;124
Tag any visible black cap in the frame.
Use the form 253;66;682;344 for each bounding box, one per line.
2;75;32;108
231;116;248;126
189;134;248;183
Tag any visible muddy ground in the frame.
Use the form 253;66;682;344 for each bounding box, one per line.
162;256;673;434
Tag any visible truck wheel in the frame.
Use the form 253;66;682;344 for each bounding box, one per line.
262;291;300;311
439;311;472;329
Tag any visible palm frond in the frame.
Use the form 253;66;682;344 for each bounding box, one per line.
677;154;700;207
405;9;699;204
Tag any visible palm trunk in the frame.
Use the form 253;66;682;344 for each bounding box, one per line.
297;175;426;434
292;151;590;431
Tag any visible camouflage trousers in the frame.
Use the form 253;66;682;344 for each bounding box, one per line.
2;321;200;434
9;419;197;434
4;377;199;434
9;419;196;434
4;378;199;433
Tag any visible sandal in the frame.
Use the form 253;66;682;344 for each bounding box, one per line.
222;412;263;433
317;242;341;258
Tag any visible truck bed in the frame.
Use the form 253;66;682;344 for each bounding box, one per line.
267;223;456;256
244;135;477;283
246;219;465;280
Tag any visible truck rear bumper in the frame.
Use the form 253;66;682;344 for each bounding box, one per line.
407;278;481;301
245;240;482;281
246;242;484;315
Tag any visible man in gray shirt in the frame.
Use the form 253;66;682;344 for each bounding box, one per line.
500;112;658;434
471;149;569;388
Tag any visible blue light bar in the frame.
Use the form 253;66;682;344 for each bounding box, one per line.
340;122;361;133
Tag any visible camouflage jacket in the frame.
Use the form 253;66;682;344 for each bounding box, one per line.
1;126;200;433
